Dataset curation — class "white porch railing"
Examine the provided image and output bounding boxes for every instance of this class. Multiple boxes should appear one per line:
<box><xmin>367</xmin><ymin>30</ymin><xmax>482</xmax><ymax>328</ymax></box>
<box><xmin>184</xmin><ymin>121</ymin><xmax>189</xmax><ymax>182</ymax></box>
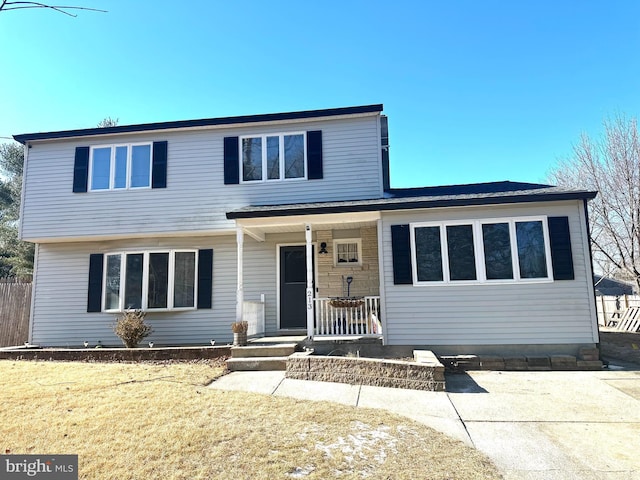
<box><xmin>313</xmin><ymin>296</ymin><xmax>381</xmax><ymax>336</ymax></box>
<box><xmin>244</xmin><ymin>299</ymin><xmax>265</xmax><ymax>337</ymax></box>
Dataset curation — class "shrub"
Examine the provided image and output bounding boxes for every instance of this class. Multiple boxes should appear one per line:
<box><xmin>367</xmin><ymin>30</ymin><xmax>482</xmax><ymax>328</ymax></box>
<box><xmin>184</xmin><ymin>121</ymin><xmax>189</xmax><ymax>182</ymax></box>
<box><xmin>231</xmin><ymin>321</ymin><xmax>248</xmax><ymax>334</ymax></box>
<box><xmin>113</xmin><ymin>310</ymin><xmax>153</xmax><ymax>348</ymax></box>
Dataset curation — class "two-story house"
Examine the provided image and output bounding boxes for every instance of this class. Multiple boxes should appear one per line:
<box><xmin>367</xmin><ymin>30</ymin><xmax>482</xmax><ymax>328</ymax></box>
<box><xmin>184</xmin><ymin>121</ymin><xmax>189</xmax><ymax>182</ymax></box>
<box><xmin>14</xmin><ymin>104</ymin><xmax>599</xmax><ymax>356</ymax></box>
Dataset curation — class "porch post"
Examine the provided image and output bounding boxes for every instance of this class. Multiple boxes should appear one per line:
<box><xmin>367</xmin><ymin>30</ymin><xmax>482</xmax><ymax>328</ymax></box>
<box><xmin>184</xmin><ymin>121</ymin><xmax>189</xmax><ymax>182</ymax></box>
<box><xmin>305</xmin><ymin>224</ymin><xmax>314</xmax><ymax>338</ymax></box>
<box><xmin>236</xmin><ymin>227</ymin><xmax>244</xmax><ymax>324</ymax></box>
<box><xmin>377</xmin><ymin>217</ymin><xmax>387</xmax><ymax>345</ymax></box>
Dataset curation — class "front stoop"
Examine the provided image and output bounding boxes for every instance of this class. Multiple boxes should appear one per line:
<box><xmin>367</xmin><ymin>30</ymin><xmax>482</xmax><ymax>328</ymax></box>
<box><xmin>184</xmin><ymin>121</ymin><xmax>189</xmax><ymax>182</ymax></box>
<box><xmin>226</xmin><ymin>343</ymin><xmax>299</xmax><ymax>371</ymax></box>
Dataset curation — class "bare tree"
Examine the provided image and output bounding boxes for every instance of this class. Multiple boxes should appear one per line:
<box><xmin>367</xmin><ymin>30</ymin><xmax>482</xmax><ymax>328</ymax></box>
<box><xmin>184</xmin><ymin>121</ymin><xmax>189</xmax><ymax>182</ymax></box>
<box><xmin>97</xmin><ymin>116</ymin><xmax>119</xmax><ymax>128</ymax></box>
<box><xmin>548</xmin><ymin>115</ymin><xmax>640</xmax><ymax>290</ymax></box>
<box><xmin>0</xmin><ymin>1</ymin><xmax>105</xmax><ymax>16</ymax></box>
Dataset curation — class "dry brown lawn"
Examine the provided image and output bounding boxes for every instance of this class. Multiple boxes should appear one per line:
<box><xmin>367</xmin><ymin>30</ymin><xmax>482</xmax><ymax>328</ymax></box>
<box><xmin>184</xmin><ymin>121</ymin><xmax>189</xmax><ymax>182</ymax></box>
<box><xmin>0</xmin><ymin>360</ymin><xmax>501</xmax><ymax>479</ymax></box>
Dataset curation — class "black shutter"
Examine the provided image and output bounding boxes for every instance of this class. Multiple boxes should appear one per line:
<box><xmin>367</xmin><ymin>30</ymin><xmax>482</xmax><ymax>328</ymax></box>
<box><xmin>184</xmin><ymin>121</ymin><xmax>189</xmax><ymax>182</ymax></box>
<box><xmin>73</xmin><ymin>146</ymin><xmax>90</xmax><ymax>193</ymax></box>
<box><xmin>87</xmin><ymin>253</ymin><xmax>104</xmax><ymax>312</ymax></box>
<box><xmin>197</xmin><ymin>249</ymin><xmax>213</xmax><ymax>309</ymax></box>
<box><xmin>391</xmin><ymin>224</ymin><xmax>413</xmax><ymax>285</ymax></box>
<box><xmin>307</xmin><ymin>130</ymin><xmax>323</xmax><ymax>180</ymax></box>
<box><xmin>224</xmin><ymin>137</ymin><xmax>240</xmax><ymax>185</ymax></box>
<box><xmin>548</xmin><ymin>216</ymin><xmax>574</xmax><ymax>280</ymax></box>
<box><xmin>152</xmin><ymin>141</ymin><xmax>168</xmax><ymax>188</ymax></box>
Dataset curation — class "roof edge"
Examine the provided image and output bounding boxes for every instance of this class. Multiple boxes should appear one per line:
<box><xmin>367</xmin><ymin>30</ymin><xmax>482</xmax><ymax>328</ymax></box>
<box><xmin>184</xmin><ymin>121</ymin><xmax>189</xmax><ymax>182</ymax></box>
<box><xmin>226</xmin><ymin>190</ymin><xmax>598</xmax><ymax>219</ymax></box>
<box><xmin>13</xmin><ymin>104</ymin><xmax>384</xmax><ymax>144</ymax></box>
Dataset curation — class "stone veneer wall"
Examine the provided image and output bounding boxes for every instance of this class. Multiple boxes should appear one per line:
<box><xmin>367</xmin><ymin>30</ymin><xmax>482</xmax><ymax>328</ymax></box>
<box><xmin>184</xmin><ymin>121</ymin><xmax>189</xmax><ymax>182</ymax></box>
<box><xmin>287</xmin><ymin>352</ymin><xmax>446</xmax><ymax>391</ymax></box>
<box><xmin>0</xmin><ymin>346</ymin><xmax>230</xmax><ymax>361</ymax></box>
<box><xmin>315</xmin><ymin>227</ymin><xmax>380</xmax><ymax>298</ymax></box>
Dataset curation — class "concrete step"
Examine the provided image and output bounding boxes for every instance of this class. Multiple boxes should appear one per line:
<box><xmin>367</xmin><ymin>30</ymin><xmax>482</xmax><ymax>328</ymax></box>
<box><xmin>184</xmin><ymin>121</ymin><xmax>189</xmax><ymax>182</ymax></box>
<box><xmin>226</xmin><ymin>356</ymin><xmax>289</xmax><ymax>371</ymax></box>
<box><xmin>231</xmin><ymin>343</ymin><xmax>297</xmax><ymax>358</ymax></box>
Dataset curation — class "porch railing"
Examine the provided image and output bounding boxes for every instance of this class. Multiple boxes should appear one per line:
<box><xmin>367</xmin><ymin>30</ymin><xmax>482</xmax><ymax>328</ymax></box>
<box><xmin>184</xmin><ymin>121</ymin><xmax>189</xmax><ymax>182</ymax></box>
<box><xmin>244</xmin><ymin>299</ymin><xmax>265</xmax><ymax>337</ymax></box>
<box><xmin>313</xmin><ymin>296</ymin><xmax>381</xmax><ymax>336</ymax></box>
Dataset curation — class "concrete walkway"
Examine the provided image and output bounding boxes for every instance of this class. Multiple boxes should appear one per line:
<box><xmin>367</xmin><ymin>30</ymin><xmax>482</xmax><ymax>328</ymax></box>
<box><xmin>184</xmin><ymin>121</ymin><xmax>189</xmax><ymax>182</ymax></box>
<box><xmin>210</xmin><ymin>364</ymin><xmax>640</xmax><ymax>480</ymax></box>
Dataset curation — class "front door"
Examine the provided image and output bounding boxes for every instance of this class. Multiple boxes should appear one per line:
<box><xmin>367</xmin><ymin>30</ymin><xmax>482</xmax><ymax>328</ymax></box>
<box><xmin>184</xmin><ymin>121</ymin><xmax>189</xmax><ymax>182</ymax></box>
<box><xmin>280</xmin><ymin>245</ymin><xmax>314</xmax><ymax>329</ymax></box>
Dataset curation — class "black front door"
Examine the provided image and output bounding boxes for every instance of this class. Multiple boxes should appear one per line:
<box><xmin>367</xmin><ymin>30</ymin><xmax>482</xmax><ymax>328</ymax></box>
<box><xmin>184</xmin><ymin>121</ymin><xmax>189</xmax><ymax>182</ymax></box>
<box><xmin>280</xmin><ymin>245</ymin><xmax>313</xmax><ymax>329</ymax></box>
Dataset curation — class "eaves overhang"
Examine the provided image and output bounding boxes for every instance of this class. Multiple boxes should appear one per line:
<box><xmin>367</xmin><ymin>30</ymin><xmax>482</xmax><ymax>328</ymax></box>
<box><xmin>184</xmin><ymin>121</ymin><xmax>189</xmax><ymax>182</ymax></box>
<box><xmin>13</xmin><ymin>104</ymin><xmax>384</xmax><ymax>144</ymax></box>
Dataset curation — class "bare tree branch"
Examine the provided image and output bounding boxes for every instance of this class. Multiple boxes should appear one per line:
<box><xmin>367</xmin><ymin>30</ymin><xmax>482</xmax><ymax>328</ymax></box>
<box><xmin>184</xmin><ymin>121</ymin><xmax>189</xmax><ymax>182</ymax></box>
<box><xmin>549</xmin><ymin>114</ymin><xmax>640</xmax><ymax>291</ymax></box>
<box><xmin>0</xmin><ymin>1</ymin><xmax>106</xmax><ymax>16</ymax></box>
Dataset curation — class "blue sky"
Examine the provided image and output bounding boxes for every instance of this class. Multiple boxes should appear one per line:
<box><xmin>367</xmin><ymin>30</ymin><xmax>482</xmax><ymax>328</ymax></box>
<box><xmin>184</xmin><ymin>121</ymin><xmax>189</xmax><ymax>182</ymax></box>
<box><xmin>1</xmin><ymin>0</ymin><xmax>638</xmax><ymax>188</ymax></box>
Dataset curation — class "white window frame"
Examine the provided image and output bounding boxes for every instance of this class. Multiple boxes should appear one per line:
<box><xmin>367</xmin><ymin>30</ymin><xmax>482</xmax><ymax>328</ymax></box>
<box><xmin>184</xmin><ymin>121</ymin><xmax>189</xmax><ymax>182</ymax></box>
<box><xmin>239</xmin><ymin>132</ymin><xmax>307</xmax><ymax>183</ymax></box>
<box><xmin>102</xmin><ymin>249</ymin><xmax>198</xmax><ymax>312</ymax></box>
<box><xmin>410</xmin><ymin>216</ymin><xmax>553</xmax><ymax>286</ymax></box>
<box><xmin>333</xmin><ymin>238</ymin><xmax>362</xmax><ymax>267</ymax></box>
<box><xmin>89</xmin><ymin>142</ymin><xmax>153</xmax><ymax>191</ymax></box>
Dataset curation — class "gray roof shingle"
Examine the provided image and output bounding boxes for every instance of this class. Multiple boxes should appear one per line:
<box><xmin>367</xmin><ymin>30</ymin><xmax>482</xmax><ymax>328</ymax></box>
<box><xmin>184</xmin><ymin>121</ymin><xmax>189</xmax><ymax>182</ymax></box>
<box><xmin>226</xmin><ymin>181</ymin><xmax>597</xmax><ymax>219</ymax></box>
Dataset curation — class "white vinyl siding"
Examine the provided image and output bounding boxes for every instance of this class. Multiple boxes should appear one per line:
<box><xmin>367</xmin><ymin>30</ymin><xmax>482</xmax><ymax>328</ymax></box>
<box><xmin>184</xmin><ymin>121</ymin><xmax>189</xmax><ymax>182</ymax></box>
<box><xmin>21</xmin><ymin>116</ymin><xmax>382</xmax><ymax>242</ymax></box>
<box><xmin>381</xmin><ymin>201</ymin><xmax>599</xmax><ymax>346</ymax></box>
<box><xmin>29</xmin><ymin>232</ymin><xmax>301</xmax><ymax>346</ymax></box>
<box><xmin>31</xmin><ymin>236</ymin><xmax>235</xmax><ymax>346</ymax></box>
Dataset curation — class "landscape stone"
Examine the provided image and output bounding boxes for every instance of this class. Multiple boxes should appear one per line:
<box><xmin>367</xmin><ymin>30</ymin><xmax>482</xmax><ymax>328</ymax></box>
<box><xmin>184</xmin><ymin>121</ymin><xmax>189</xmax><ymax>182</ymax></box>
<box><xmin>503</xmin><ymin>357</ymin><xmax>528</xmax><ymax>370</ymax></box>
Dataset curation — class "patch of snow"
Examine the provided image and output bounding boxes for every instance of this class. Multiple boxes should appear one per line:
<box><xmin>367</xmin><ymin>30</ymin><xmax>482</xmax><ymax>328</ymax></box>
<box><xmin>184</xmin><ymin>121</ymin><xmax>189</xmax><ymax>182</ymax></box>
<box><xmin>314</xmin><ymin>421</ymin><xmax>400</xmax><ymax>477</ymax></box>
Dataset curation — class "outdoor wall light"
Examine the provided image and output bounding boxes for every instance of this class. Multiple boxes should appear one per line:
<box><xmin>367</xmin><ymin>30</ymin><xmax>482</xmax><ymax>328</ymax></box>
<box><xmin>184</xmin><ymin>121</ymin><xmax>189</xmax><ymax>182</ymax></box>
<box><xmin>83</xmin><ymin>341</ymin><xmax>89</xmax><ymax>348</ymax></box>
<box><xmin>319</xmin><ymin>242</ymin><xmax>328</xmax><ymax>255</ymax></box>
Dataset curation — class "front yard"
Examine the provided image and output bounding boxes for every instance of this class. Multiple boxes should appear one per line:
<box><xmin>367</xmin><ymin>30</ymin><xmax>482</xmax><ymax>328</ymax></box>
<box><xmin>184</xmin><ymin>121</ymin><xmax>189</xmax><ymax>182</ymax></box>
<box><xmin>0</xmin><ymin>360</ymin><xmax>500</xmax><ymax>479</ymax></box>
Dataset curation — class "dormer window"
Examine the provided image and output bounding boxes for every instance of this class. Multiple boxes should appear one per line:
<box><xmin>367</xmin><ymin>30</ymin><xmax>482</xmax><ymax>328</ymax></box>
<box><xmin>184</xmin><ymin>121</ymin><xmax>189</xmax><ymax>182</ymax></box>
<box><xmin>240</xmin><ymin>132</ymin><xmax>306</xmax><ymax>182</ymax></box>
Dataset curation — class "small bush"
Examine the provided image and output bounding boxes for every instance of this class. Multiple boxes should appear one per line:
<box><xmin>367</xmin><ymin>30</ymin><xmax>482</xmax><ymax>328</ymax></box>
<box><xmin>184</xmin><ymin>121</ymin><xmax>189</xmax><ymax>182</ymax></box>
<box><xmin>231</xmin><ymin>321</ymin><xmax>248</xmax><ymax>334</ymax></box>
<box><xmin>113</xmin><ymin>310</ymin><xmax>153</xmax><ymax>348</ymax></box>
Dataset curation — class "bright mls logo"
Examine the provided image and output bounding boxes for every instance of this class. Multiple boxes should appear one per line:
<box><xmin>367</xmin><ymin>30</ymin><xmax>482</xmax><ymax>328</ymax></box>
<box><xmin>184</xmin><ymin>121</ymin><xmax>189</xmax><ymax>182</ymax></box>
<box><xmin>0</xmin><ymin>455</ymin><xmax>77</xmax><ymax>479</ymax></box>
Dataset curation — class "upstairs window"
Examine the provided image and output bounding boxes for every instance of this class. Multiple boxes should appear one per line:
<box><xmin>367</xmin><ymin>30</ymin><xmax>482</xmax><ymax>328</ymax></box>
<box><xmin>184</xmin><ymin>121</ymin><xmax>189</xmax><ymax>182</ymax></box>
<box><xmin>90</xmin><ymin>143</ymin><xmax>152</xmax><ymax>190</ymax></box>
<box><xmin>104</xmin><ymin>250</ymin><xmax>197</xmax><ymax>312</ymax></box>
<box><xmin>240</xmin><ymin>133</ymin><xmax>306</xmax><ymax>182</ymax></box>
<box><xmin>411</xmin><ymin>217</ymin><xmax>552</xmax><ymax>284</ymax></box>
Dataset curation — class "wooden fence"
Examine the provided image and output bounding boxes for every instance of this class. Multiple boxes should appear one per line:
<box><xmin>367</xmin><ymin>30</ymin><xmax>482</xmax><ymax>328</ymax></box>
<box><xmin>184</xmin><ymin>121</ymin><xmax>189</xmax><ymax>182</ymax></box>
<box><xmin>596</xmin><ymin>294</ymin><xmax>640</xmax><ymax>327</ymax></box>
<box><xmin>0</xmin><ymin>281</ymin><xmax>32</xmax><ymax>347</ymax></box>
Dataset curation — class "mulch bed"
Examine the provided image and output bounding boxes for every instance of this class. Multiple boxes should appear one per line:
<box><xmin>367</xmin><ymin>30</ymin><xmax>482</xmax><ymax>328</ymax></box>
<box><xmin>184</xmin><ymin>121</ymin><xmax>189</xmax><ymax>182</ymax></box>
<box><xmin>600</xmin><ymin>330</ymin><xmax>640</xmax><ymax>365</ymax></box>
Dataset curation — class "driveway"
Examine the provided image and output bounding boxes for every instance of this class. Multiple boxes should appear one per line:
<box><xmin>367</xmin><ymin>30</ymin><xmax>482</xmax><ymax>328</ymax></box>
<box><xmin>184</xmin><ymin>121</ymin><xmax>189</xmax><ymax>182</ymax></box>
<box><xmin>211</xmin><ymin>364</ymin><xmax>640</xmax><ymax>479</ymax></box>
<box><xmin>447</xmin><ymin>367</ymin><xmax>640</xmax><ymax>479</ymax></box>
